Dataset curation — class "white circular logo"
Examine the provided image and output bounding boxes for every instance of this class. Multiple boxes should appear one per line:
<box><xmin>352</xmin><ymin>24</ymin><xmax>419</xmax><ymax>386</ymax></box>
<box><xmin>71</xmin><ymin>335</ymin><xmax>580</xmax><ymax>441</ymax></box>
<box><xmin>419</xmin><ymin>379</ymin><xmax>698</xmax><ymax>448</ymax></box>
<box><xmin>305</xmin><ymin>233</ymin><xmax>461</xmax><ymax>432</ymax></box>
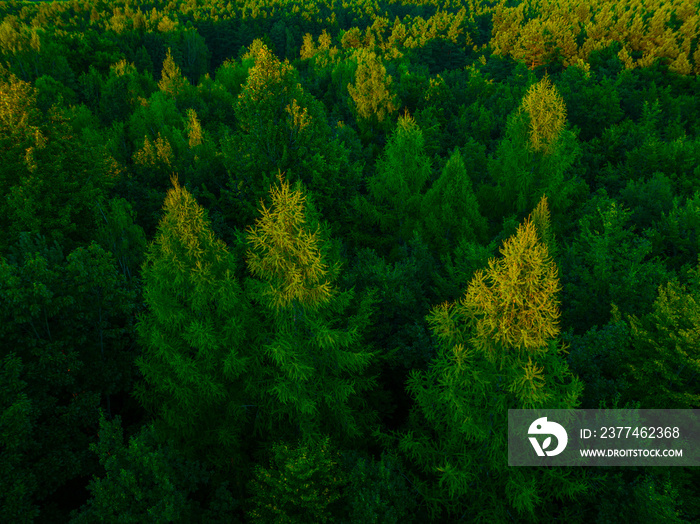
<box><xmin>528</xmin><ymin>417</ymin><xmax>568</xmax><ymax>457</ymax></box>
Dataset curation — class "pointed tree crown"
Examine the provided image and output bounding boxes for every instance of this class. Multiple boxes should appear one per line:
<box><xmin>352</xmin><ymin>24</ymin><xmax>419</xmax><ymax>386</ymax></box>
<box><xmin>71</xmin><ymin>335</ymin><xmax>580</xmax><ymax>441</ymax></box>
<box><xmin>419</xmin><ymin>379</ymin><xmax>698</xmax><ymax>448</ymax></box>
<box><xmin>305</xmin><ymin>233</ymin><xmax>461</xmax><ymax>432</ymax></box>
<box><xmin>158</xmin><ymin>48</ymin><xmax>188</xmax><ymax>98</ymax></box>
<box><xmin>461</xmin><ymin>199</ymin><xmax>562</xmax><ymax>364</ymax></box>
<box><xmin>245</xmin><ymin>172</ymin><xmax>334</xmax><ymax>311</ymax></box>
<box><xmin>520</xmin><ymin>73</ymin><xmax>567</xmax><ymax>155</ymax></box>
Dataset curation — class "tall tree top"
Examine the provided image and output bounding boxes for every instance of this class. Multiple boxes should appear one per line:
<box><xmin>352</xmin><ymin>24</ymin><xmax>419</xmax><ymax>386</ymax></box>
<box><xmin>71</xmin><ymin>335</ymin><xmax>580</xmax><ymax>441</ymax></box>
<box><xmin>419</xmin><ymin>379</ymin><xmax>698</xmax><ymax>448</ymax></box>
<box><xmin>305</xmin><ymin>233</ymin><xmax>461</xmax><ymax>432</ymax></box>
<box><xmin>461</xmin><ymin>201</ymin><xmax>561</xmax><ymax>364</ymax></box>
<box><xmin>245</xmin><ymin>172</ymin><xmax>334</xmax><ymax>312</ymax></box>
<box><xmin>520</xmin><ymin>72</ymin><xmax>567</xmax><ymax>155</ymax></box>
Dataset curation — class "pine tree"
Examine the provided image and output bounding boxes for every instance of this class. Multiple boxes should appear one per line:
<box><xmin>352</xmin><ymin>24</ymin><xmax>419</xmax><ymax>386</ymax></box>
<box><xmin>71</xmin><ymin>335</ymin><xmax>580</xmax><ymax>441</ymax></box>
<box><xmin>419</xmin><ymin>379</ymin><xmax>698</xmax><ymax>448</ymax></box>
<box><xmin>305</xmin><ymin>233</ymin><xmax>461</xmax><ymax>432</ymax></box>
<box><xmin>134</xmin><ymin>176</ymin><xmax>255</xmax><ymax>470</ymax></box>
<box><xmin>391</xmin><ymin>196</ymin><xmax>600</xmax><ymax>521</ymax></box>
<box><xmin>245</xmin><ymin>173</ymin><xmax>378</xmax><ymax>444</ymax></box>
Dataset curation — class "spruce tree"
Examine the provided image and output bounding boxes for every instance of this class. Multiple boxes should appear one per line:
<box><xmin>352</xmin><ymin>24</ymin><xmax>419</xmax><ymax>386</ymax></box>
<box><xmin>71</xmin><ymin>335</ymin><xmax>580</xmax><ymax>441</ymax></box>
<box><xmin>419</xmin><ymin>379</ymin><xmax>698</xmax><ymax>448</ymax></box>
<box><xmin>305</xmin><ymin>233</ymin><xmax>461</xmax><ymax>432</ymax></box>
<box><xmin>420</xmin><ymin>147</ymin><xmax>488</xmax><ymax>257</ymax></box>
<box><xmin>354</xmin><ymin>112</ymin><xmax>431</xmax><ymax>259</ymax></box>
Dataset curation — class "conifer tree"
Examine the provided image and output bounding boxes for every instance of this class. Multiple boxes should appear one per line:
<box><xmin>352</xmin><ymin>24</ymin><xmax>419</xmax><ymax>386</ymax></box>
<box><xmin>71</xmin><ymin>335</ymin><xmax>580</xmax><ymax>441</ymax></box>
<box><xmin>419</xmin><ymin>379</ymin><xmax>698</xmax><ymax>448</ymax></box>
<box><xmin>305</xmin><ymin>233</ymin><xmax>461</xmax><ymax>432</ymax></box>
<box><xmin>488</xmin><ymin>73</ymin><xmax>580</xmax><ymax>217</ymax></box>
<box><xmin>158</xmin><ymin>47</ymin><xmax>188</xmax><ymax>97</ymax></box>
<box><xmin>245</xmin><ymin>173</ymin><xmax>378</xmax><ymax>444</ymax></box>
<box><xmin>347</xmin><ymin>48</ymin><xmax>398</xmax><ymax>135</ymax></box>
<box><xmin>420</xmin><ymin>147</ymin><xmax>488</xmax><ymax>257</ymax></box>
<box><xmin>619</xmin><ymin>266</ymin><xmax>700</xmax><ymax>410</ymax></box>
<box><xmin>246</xmin><ymin>436</ymin><xmax>348</xmax><ymax>524</ymax></box>
<box><xmin>222</xmin><ymin>40</ymin><xmax>358</xmax><ymax>232</ymax></box>
<box><xmin>392</xmin><ymin>196</ymin><xmax>600</xmax><ymax>521</ymax></box>
<box><xmin>134</xmin><ymin>176</ymin><xmax>256</xmax><ymax>471</ymax></box>
<box><xmin>355</xmin><ymin>112</ymin><xmax>431</xmax><ymax>258</ymax></box>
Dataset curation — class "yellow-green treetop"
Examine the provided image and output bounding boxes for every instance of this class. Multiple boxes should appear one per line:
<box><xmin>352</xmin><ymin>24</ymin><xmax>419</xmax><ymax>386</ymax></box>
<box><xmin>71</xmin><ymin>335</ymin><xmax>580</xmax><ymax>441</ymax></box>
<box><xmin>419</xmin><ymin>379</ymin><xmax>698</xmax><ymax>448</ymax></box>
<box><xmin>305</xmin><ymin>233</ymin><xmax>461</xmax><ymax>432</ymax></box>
<box><xmin>461</xmin><ymin>196</ymin><xmax>562</xmax><ymax>364</ymax></box>
<box><xmin>520</xmin><ymin>72</ymin><xmax>567</xmax><ymax>155</ymax></box>
<box><xmin>245</xmin><ymin>172</ymin><xmax>334</xmax><ymax>312</ymax></box>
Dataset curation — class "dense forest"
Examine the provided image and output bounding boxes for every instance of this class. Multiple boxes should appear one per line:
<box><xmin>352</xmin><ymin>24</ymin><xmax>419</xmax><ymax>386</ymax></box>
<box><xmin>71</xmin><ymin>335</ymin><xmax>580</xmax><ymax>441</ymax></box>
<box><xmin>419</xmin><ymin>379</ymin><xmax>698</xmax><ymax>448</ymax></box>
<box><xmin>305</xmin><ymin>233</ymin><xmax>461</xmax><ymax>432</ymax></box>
<box><xmin>1</xmin><ymin>0</ymin><xmax>699</xmax><ymax>521</ymax></box>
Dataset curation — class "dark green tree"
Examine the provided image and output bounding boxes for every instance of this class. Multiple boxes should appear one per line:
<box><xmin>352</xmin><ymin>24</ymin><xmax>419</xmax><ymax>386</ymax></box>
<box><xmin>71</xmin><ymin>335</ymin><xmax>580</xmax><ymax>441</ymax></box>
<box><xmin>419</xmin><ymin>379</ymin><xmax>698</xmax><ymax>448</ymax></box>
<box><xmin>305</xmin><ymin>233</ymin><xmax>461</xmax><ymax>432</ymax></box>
<box><xmin>618</xmin><ymin>268</ymin><xmax>700</xmax><ymax>409</ymax></box>
<box><xmin>0</xmin><ymin>235</ymin><xmax>137</xmax><ymax>520</ymax></box>
<box><xmin>133</xmin><ymin>176</ymin><xmax>257</xmax><ymax>475</ymax></box>
<box><xmin>0</xmin><ymin>353</ymin><xmax>39</xmax><ymax>523</ymax></box>
<box><xmin>246</xmin><ymin>436</ymin><xmax>347</xmax><ymax>524</ymax></box>
<box><xmin>71</xmin><ymin>412</ymin><xmax>240</xmax><ymax>524</ymax></box>
<box><xmin>354</xmin><ymin>112</ymin><xmax>431</xmax><ymax>260</ymax></box>
<box><xmin>420</xmin><ymin>146</ymin><xmax>488</xmax><ymax>257</ymax></box>
<box><xmin>560</xmin><ymin>192</ymin><xmax>672</xmax><ymax>335</ymax></box>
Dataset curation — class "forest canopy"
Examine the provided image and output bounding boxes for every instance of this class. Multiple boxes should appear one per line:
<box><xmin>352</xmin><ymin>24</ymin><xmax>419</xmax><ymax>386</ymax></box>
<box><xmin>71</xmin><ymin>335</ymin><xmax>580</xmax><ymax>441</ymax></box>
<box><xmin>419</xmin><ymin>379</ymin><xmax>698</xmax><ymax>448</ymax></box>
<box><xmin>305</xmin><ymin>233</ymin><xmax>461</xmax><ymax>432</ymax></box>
<box><xmin>1</xmin><ymin>0</ymin><xmax>699</xmax><ymax>521</ymax></box>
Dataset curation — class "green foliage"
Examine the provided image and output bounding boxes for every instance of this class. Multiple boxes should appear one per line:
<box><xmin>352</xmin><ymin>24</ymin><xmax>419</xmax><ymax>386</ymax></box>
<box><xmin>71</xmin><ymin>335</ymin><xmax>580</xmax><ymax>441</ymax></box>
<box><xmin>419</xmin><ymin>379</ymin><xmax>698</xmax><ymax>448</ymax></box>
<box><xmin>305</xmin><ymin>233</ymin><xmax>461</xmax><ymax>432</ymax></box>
<box><xmin>556</xmin><ymin>65</ymin><xmax>624</xmax><ymax>142</ymax></box>
<box><xmin>593</xmin><ymin>472</ymin><xmax>684</xmax><ymax>524</ymax></box>
<box><xmin>174</xmin><ymin>27</ymin><xmax>211</xmax><ymax>83</ymax></box>
<box><xmin>341</xmin><ymin>237</ymin><xmax>436</xmax><ymax>371</ymax></box>
<box><xmin>94</xmin><ymin>196</ymin><xmax>147</xmax><ymax>283</ymax></box>
<box><xmin>72</xmin><ymin>412</ymin><xmax>237</xmax><ymax>523</ymax></box>
<box><xmin>356</xmin><ymin>112</ymin><xmax>431</xmax><ymax>259</ymax></box>
<box><xmin>562</xmin><ymin>320</ymin><xmax>632</xmax><ymax>410</ymax></box>
<box><xmin>340</xmin><ymin>450</ymin><xmax>419</xmax><ymax>524</ymax></box>
<box><xmin>0</xmin><ymin>69</ymin><xmax>106</xmax><ymax>253</ymax></box>
<box><xmin>34</xmin><ymin>74</ymin><xmax>76</xmax><ymax>114</ymax></box>
<box><xmin>246</xmin><ymin>436</ymin><xmax>347</xmax><ymax>524</ymax></box>
<box><xmin>560</xmin><ymin>191</ymin><xmax>672</xmax><ymax>335</ymax></box>
<box><xmin>127</xmin><ymin>90</ymin><xmax>183</xmax><ymax>148</ymax></box>
<box><xmin>623</xmin><ymin>100</ymin><xmax>700</xmax><ymax>198</ymax></box>
<box><xmin>618</xmin><ymin>171</ymin><xmax>675</xmax><ymax>232</ymax></box>
<box><xmin>0</xmin><ymin>353</ymin><xmax>39</xmax><ymax>524</ymax></box>
<box><xmin>420</xmin><ymin>146</ymin><xmax>488</xmax><ymax>256</ymax></box>
<box><xmin>618</xmin><ymin>269</ymin><xmax>700</xmax><ymax>409</ymax></box>
<box><xmin>0</xmin><ymin>0</ymin><xmax>699</xmax><ymax>520</ymax></box>
<box><xmin>432</xmin><ymin>236</ymin><xmax>498</xmax><ymax>305</ymax></box>
<box><xmin>245</xmin><ymin>175</ymin><xmax>378</xmax><ymax>443</ymax></box>
<box><xmin>221</xmin><ymin>40</ymin><xmax>358</xmax><ymax>231</ymax></box>
<box><xmin>0</xmin><ymin>233</ymin><xmax>137</xmax><ymax>516</ymax></box>
<box><xmin>134</xmin><ymin>177</ymin><xmax>255</xmax><ymax>470</ymax></box>
<box><xmin>646</xmin><ymin>190</ymin><xmax>700</xmax><ymax>274</ymax></box>
<box><xmin>488</xmin><ymin>81</ymin><xmax>582</xmax><ymax>217</ymax></box>
<box><xmin>99</xmin><ymin>59</ymin><xmax>156</xmax><ymax>125</ymax></box>
<box><xmin>215</xmin><ymin>56</ymin><xmax>255</xmax><ymax>99</ymax></box>
<box><xmin>393</xmin><ymin>199</ymin><xmax>599</xmax><ymax>521</ymax></box>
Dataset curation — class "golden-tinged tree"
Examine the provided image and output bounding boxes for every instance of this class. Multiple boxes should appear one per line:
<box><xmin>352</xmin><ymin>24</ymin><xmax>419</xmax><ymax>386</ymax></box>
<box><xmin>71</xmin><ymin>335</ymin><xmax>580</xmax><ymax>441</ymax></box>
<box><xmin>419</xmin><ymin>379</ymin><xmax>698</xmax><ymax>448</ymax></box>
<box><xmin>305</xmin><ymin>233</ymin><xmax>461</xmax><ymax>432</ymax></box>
<box><xmin>521</xmin><ymin>72</ymin><xmax>567</xmax><ymax>155</ymax></box>
<box><xmin>245</xmin><ymin>172</ymin><xmax>334</xmax><ymax>312</ymax></box>
<box><xmin>245</xmin><ymin>173</ymin><xmax>378</xmax><ymax>443</ymax></box>
<box><xmin>390</xmin><ymin>196</ymin><xmax>594</xmax><ymax>521</ymax></box>
<box><xmin>461</xmin><ymin>203</ymin><xmax>562</xmax><ymax>372</ymax></box>
<box><xmin>347</xmin><ymin>49</ymin><xmax>398</xmax><ymax>131</ymax></box>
